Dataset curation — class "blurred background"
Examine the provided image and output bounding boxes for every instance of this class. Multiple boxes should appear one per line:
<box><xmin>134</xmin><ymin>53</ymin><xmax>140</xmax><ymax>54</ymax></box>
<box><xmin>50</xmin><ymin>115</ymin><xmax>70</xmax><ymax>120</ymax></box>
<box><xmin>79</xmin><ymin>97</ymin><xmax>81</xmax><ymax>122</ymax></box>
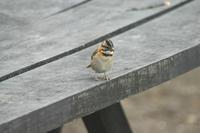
<box><xmin>61</xmin><ymin>67</ymin><xmax>200</xmax><ymax>133</ymax></box>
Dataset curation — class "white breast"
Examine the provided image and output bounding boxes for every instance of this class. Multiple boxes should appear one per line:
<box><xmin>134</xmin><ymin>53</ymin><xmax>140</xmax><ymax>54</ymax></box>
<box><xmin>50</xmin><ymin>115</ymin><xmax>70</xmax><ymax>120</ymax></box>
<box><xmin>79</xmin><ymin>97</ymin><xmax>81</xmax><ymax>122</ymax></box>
<box><xmin>91</xmin><ymin>53</ymin><xmax>113</xmax><ymax>73</ymax></box>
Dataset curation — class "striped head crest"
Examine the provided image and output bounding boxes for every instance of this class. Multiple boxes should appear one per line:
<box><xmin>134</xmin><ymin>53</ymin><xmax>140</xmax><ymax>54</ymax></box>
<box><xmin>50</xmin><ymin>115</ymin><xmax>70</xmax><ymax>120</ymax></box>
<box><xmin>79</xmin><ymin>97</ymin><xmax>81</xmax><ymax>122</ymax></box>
<box><xmin>99</xmin><ymin>39</ymin><xmax>114</xmax><ymax>57</ymax></box>
<box><xmin>101</xmin><ymin>39</ymin><xmax>114</xmax><ymax>51</ymax></box>
<box><xmin>105</xmin><ymin>39</ymin><xmax>114</xmax><ymax>49</ymax></box>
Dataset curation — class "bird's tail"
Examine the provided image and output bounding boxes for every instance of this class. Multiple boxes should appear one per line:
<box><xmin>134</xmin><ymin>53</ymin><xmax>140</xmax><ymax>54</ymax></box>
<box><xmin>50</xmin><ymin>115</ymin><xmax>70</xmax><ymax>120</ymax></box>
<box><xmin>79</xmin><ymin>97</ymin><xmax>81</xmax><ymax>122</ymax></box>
<box><xmin>86</xmin><ymin>64</ymin><xmax>91</xmax><ymax>68</ymax></box>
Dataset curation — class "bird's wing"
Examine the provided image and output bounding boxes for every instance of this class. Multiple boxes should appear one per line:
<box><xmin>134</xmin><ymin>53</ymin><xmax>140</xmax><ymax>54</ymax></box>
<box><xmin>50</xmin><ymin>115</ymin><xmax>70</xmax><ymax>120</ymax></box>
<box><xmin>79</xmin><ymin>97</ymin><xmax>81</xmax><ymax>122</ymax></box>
<box><xmin>86</xmin><ymin>49</ymin><xmax>98</xmax><ymax>68</ymax></box>
<box><xmin>91</xmin><ymin>49</ymin><xmax>98</xmax><ymax>59</ymax></box>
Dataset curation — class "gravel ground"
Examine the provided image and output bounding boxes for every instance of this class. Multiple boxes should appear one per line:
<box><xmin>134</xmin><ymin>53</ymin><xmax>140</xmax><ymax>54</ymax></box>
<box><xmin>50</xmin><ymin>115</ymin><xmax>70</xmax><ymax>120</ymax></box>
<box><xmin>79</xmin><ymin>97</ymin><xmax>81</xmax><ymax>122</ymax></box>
<box><xmin>62</xmin><ymin>67</ymin><xmax>200</xmax><ymax>133</ymax></box>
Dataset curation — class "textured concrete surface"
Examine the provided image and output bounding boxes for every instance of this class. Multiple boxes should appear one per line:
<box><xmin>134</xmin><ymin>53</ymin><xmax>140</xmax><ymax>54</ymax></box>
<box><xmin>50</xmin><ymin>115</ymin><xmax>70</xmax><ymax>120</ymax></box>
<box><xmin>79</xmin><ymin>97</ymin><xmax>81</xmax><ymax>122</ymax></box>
<box><xmin>0</xmin><ymin>0</ymin><xmax>184</xmax><ymax>78</ymax></box>
<box><xmin>0</xmin><ymin>0</ymin><xmax>199</xmax><ymax>132</ymax></box>
<box><xmin>62</xmin><ymin>67</ymin><xmax>200</xmax><ymax>133</ymax></box>
<box><xmin>0</xmin><ymin>0</ymin><xmax>199</xmax><ymax>133</ymax></box>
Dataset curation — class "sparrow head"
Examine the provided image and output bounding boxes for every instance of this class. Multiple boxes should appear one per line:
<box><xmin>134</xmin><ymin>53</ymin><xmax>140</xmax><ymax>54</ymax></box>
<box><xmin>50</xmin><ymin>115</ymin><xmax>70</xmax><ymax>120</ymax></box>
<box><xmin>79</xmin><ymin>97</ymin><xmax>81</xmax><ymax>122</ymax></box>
<box><xmin>102</xmin><ymin>39</ymin><xmax>114</xmax><ymax>52</ymax></box>
<box><xmin>98</xmin><ymin>39</ymin><xmax>114</xmax><ymax>57</ymax></box>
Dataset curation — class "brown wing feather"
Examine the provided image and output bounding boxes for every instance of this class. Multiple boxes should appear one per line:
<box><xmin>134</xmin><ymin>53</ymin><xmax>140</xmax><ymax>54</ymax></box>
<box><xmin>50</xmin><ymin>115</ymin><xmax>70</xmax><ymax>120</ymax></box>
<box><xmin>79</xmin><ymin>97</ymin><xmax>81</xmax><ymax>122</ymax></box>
<box><xmin>86</xmin><ymin>49</ymin><xmax>98</xmax><ymax>68</ymax></box>
<box><xmin>91</xmin><ymin>49</ymin><xmax>98</xmax><ymax>59</ymax></box>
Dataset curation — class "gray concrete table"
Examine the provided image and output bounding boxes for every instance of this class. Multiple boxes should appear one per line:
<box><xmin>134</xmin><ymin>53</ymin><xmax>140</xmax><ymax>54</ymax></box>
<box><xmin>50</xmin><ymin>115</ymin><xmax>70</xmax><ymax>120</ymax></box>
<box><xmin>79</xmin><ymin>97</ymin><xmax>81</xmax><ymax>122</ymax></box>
<box><xmin>0</xmin><ymin>0</ymin><xmax>199</xmax><ymax>133</ymax></box>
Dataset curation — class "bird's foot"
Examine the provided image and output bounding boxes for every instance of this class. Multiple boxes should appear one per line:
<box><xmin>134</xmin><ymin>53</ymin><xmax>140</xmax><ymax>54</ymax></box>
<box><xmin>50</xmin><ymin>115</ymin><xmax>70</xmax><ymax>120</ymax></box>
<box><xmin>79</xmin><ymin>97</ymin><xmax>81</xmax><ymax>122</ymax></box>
<box><xmin>104</xmin><ymin>76</ymin><xmax>110</xmax><ymax>81</ymax></box>
<box><xmin>94</xmin><ymin>76</ymin><xmax>101</xmax><ymax>81</ymax></box>
<box><xmin>94</xmin><ymin>75</ymin><xmax>110</xmax><ymax>81</ymax></box>
<box><xmin>104</xmin><ymin>73</ymin><xmax>110</xmax><ymax>81</ymax></box>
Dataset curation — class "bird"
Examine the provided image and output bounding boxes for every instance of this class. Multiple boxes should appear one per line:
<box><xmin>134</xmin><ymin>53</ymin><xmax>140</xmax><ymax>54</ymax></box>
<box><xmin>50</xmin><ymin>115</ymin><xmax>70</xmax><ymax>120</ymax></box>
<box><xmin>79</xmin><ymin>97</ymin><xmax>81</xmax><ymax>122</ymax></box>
<box><xmin>87</xmin><ymin>39</ymin><xmax>114</xmax><ymax>80</ymax></box>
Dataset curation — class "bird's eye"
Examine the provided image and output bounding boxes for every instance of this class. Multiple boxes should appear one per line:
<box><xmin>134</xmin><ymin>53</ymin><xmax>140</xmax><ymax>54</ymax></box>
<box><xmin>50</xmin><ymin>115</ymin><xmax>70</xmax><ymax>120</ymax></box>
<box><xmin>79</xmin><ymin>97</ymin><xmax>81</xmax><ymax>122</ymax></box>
<box><xmin>105</xmin><ymin>47</ymin><xmax>110</xmax><ymax>51</ymax></box>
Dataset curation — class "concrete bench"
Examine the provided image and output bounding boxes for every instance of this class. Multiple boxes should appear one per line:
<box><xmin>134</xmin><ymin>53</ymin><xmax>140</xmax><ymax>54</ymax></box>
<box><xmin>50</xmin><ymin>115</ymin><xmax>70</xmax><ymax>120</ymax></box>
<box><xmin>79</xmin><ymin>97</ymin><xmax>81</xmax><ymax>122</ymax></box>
<box><xmin>0</xmin><ymin>0</ymin><xmax>199</xmax><ymax>132</ymax></box>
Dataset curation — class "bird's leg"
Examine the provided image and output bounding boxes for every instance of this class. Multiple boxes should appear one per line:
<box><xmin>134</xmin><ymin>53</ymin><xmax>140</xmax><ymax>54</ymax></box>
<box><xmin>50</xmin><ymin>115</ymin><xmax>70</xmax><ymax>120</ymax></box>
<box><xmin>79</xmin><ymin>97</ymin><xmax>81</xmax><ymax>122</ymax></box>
<box><xmin>104</xmin><ymin>73</ymin><xmax>110</xmax><ymax>80</ymax></box>
<box><xmin>94</xmin><ymin>73</ymin><xmax>110</xmax><ymax>81</ymax></box>
<box><xmin>94</xmin><ymin>72</ymin><xmax>100</xmax><ymax>81</ymax></box>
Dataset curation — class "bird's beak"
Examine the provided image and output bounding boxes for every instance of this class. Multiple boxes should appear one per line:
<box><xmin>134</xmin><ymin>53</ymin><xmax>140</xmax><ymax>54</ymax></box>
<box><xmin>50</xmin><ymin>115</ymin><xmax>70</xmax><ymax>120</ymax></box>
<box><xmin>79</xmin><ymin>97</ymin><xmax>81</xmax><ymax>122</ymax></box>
<box><xmin>111</xmin><ymin>48</ymin><xmax>114</xmax><ymax>52</ymax></box>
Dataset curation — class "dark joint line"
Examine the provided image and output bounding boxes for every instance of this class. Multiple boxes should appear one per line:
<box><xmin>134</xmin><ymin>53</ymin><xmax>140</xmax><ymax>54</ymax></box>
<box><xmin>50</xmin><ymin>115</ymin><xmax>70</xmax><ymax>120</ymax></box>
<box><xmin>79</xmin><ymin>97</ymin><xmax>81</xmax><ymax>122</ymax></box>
<box><xmin>45</xmin><ymin>0</ymin><xmax>92</xmax><ymax>18</ymax></box>
<box><xmin>128</xmin><ymin>3</ymin><xmax>165</xmax><ymax>11</ymax></box>
<box><xmin>0</xmin><ymin>0</ymin><xmax>194</xmax><ymax>82</ymax></box>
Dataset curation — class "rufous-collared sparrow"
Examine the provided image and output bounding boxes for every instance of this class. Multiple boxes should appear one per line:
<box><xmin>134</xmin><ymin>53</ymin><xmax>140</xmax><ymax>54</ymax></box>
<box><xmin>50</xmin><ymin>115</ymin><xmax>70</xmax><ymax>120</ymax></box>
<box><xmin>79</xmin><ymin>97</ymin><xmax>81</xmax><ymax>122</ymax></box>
<box><xmin>87</xmin><ymin>39</ymin><xmax>114</xmax><ymax>80</ymax></box>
